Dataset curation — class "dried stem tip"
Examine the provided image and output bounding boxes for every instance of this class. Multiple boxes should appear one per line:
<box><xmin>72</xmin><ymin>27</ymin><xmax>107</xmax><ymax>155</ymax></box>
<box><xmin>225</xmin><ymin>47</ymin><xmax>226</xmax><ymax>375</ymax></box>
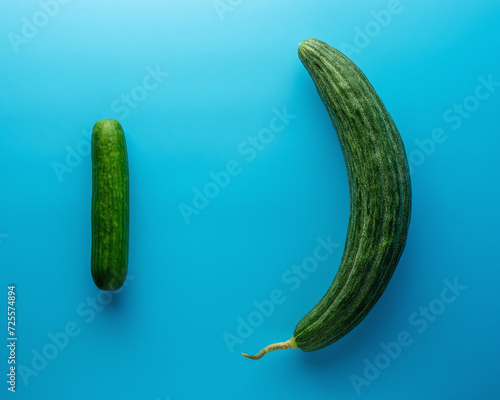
<box><xmin>242</xmin><ymin>339</ymin><xmax>296</xmax><ymax>360</ymax></box>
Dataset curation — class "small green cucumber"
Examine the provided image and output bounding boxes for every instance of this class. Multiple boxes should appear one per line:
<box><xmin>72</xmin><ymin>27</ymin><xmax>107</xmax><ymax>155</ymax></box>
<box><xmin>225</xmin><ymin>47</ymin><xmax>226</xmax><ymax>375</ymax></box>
<box><xmin>91</xmin><ymin>119</ymin><xmax>129</xmax><ymax>291</ymax></box>
<box><xmin>243</xmin><ymin>38</ymin><xmax>412</xmax><ymax>359</ymax></box>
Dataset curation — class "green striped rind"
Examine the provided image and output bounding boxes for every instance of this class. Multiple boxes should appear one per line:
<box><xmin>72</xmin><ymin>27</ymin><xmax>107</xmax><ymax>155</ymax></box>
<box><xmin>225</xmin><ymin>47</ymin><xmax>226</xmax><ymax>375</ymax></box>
<box><xmin>293</xmin><ymin>39</ymin><xmax>411</xmax><ymax>351</ymax></box>
<box><xmin>91</xmin><ymin>119</ymin><xmax>129</xmax><ymax>291</ymax></box>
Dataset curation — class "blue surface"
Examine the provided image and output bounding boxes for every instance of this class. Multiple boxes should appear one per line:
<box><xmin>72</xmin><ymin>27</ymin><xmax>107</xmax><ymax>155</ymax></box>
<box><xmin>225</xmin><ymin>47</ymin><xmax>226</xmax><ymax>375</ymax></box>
<box><xmin>1</xmin><ymin>1</ymin><xmax>500</xmax><ymax>399</ymax></box>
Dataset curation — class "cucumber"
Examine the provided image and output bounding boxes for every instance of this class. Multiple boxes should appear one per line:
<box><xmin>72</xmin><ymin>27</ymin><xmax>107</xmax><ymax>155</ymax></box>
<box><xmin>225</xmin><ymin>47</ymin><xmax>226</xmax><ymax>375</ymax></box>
<box><xmin>242</xmin><ymin>39</ymin><xmax>412</xmax><ymax>359</ymax></box>
<box><xmin>91</xmin><ymin>119</ymin><xmax>129</xmax><ymax>291</ymax></box>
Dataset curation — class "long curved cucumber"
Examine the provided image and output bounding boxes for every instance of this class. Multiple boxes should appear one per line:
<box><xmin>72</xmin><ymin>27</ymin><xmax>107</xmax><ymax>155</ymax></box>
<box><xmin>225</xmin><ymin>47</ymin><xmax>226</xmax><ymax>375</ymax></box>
<box><xmin>243</xmin><ymin>38</ymin><xmax>411</xmax><ymax>359</ymax></box>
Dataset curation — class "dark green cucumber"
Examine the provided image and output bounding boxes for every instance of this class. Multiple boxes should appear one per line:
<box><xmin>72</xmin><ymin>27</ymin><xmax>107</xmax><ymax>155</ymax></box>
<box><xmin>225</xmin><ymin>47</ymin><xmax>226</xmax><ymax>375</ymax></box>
<box><xmin>91</xmin><ymin>119</ymin><xmax>129</xmax><ymax>291</ymax></box>
<box><xmin>243</xmin><ymin>39</ymin><xmax>411</xmax><ymax>359</ymax></box>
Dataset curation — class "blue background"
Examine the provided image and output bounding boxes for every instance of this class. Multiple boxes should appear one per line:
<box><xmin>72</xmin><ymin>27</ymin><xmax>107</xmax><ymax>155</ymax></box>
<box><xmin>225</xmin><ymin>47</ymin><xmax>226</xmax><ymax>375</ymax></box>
<box><xmin>1</xmin><ymin>0</ymin><xmax>499</xmax><ymax>399</ymax></box>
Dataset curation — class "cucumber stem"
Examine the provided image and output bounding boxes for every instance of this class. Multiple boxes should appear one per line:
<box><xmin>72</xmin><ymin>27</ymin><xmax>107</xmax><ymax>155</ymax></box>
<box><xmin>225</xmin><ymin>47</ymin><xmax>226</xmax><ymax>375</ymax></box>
<box><xmin>242</xmin><ymin>338</ymin><xmax>297</xmax><ymax>360</ymax></box>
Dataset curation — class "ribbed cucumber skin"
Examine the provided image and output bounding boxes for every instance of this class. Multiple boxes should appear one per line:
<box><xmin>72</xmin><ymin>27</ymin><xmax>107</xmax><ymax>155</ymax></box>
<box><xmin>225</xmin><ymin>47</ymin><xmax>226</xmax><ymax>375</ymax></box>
<box><xmin>91</xmin><ymin>119</ymin><xmax>129</xmax><ymax>291</ymax></box>
<box><xmin>293</xmin><ymin>39</ymin><xmax>412</xmax><ymax>352</ymax></box>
